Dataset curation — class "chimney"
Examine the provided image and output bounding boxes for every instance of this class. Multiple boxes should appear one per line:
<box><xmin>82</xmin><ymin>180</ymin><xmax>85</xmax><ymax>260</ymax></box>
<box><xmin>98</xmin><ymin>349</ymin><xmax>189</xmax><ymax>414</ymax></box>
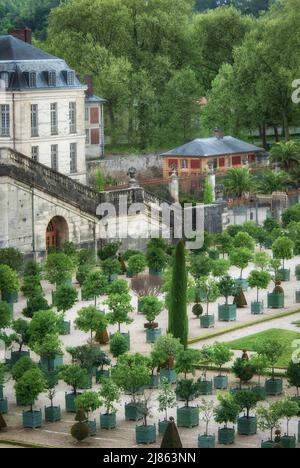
<box><xmin>10</xmin><ymin>28</ymin><xmax>32</xmax><ymax>44</ymax></box>
<box><xmin>85</xmin><ymin>75</ymin><xmax>94</xmax><ymax>98</ymax></box>
<box><xmin>214</xmin><ymin>128</ymin><xmax>224</xmax><ymax>139</ymax></box>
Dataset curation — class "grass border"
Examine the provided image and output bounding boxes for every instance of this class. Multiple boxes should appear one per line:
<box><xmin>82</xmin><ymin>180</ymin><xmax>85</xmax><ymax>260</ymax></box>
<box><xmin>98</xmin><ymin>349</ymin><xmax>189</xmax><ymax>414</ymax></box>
<box><xmin>188</xmin><ymin>307</ymin><xmax>300</xmax><ymax>344</ymax></box>
<box><xmin>0</xmin><ymin>439</ymin><xmax>57</xmax><ymax>448</ymax></box>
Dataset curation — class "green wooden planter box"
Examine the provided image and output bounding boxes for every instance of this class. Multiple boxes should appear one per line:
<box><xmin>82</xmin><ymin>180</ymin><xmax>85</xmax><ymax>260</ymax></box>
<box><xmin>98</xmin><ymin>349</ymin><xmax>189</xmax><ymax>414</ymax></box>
<box><xmin>251</xmin><ymin>385</ymin><xmax>266</xmax><ymax>401</ymax></box>
<box><xmin>267</xmin><ymin>293</ymin><xmax>284</xmax><ymax>309</ymax></box>
<box><xmin>22</xmin><ymin>410</ymin><xmax>42</xmax><ymax>429</ymax></box>
<box><xmin>218</xmin><ymin>304</ymin><xmax>236</xmax><ymax>322</ymax></box>
<box><xmin>177</xmin><ymin>406</ymin><xmax>199</xmax><ymax>428</ymax></box>
<box><xmin>65</xmin><ymin>392</ymin><xmax>81</xmax><ymax>413</ymax></box>
<box><xmin>251</xmin><ymin>301</ymin><xmax>264</xmax><ymax>315</ymax></box>
<box><xmin>146</xmin><ymin>328</ymin><xmax>161</xmax><ymax>343</ymax></box>
<box><xmin>125</xmin><ymin>403</ymin><xmax>143</xmax><ymax>421</ymax></box>
<box><xmin>235</xmin><ymin>278</ymin><xmax>248</xmax><ymax>292</ymax></box>
<box><xmin>296</xmin><ymin>291</ymin><xmax>300</xmax><ymax>303</ymax></box>
<box><xmin>238</xmin><ymin>416</ymin><xmax>257</xmax><ymax>436</ymax></box>
<box><xmin>261</xmin><ymin>440</ymin><xmax>275</xmax><ymax>448</ymax></box>
<box><xmin>218</xmin><ymin>427</ymin><xmax>235</xmax><ymax>445</ymax></box>
<box><xmin>278</xmin><ymin>268</ymin><xmax>290</xmax><ymax>282</ymax></box>
<box><xmin>214</xmin><ymin>375</ymin><xmax>228</xmax><ymax>390</ymax></box>
<box><xmin>146</xmin><ymin>375</ymin><xmax>159</xmax><ymax>389</ymax></box>
<box><xmin>136</xmin><ymin>424</ymin><xmax>156</xmax><ymax>444</ymax></box>
<box><xmin>96</xmin><ymin>369</ymin><xmax>110</xmax><ymax>383</ymax></box>
<box><xmin>198</xmin><ymin>380</ymin><xmax>213</xmax><ymax>395</ymax></box>
<box><xmin>45</xmin><ymin>405</ymin><xmax>61</xmax><ymax>422</ymax></box>
<box><xmin>149</xmin><ymin>269</ymin><xmax>163</xmax><ymax>278</ymax></box>
<box><xmin>200</xmin><ymin>315</ymin><xmax>215</xmax><ymax>329</ymax></box>
<box><xmin>160</xmin><ymin>368</ymin><xmax>177</xmax><ymax>384</ymax></box>
<box><xmin>88</xmin><ymin>419</ymin><xmax>97</xmax><ymax>436</ymax></box>
<box><xmin>11</xmin><ymin>350</ymin><xmax>30</xmax><ymax>365</ymax></box>
<box><xmin>2</xmin><ymin>290</ymin><xmax>18</xmax><ymax>303</ymax></box>
<box><xmin>198</xmin><ymin>434</ymin><xmax>216</xmax><ymax>448</ymax></box>
<box><xmin>208</xmin><ymin>250</ymin><xmax>219</xmax><ymax>260</ymax></box>
<box><xmin>158</xmin><ymin>419</ymin><xmax>169</xmax><ymax>435</ymax></box>
<box><xmin>291</xmin><ymin>396</ymin><xmax>300</xmax><ymax>416</ymax></box>
<box><xmin>281</xmin><ymin>435</ymin><xmax>296</xmax><ymax>448</ymax></box>
<box><xmin>265</xmin><ymin>378</ymin><xmax>283</xmax><ymax>396</ymax></box>
<box><xmin>58</xmin><ymin>321</ymin><xmax>71</xmax><ymax>336</ymax></box>
<box><xmin>100</xmin><ymin>413</ymin><xmax>117</xmax><ymax>430</ymax></box>
<box><xmin>0</xmin><ymin>398</ymin><xmax>8</xmax><ymax>414</ymax></box>
<box><xmin>40</xmin><ymin>355</ymin><xmax>63</xmax><ymax>372</ymax></box>
<box><xmin>0</xmin><ymin>385</ymin><xmax>3</xmax><ymax>400</ymax></box>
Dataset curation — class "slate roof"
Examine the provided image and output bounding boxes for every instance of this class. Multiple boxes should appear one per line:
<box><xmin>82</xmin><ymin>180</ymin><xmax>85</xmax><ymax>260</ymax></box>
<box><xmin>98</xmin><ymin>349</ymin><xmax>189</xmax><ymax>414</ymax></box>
<box><xmin>85</xmin><ymin>95</ymin><xmax>107</xmax><ymax>104</ymax></box>
<box><xmin>0</xmin><ymin>35</ymin><xmax>85</xmax><ymax>90</ymax></box>
<box><xmin>161</xmin><ymin>136</ymin><xmax>263</xmax><ymax>158</ymax></box>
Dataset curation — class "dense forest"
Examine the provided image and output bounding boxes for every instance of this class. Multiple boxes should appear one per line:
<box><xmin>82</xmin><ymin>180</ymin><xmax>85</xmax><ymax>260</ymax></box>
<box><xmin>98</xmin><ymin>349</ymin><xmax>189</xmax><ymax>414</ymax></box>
<box><xmin>0</xmin><ymin>0</ymin><xmax>299</xmax><ymax>152</ymax></box>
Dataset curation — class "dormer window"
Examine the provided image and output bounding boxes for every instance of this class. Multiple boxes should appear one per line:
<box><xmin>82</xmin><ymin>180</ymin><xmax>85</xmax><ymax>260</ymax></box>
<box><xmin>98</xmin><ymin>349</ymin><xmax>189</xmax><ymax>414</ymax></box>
<box><xmin>48</xmin><ymin>71</ymin><xmax>56</xmax><ymax>87</ymax></box>
<box><xmin>67</xmin><ymin>71</ymin><xmax>75</xmax><ymax>86</ymax></box>
<box><xmin>28</xmin><ymin>72</ymin><xmax>37</xmax><ymax>88</ymax></box>
<box><xmin>0</xmin><ymin>72</ymin><xmax>9</xmax><ymax>89</ymax></box>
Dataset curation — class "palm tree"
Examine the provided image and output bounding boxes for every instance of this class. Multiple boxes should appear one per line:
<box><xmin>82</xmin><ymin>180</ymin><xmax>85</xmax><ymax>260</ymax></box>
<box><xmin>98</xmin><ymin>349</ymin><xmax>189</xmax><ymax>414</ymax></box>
<box><xmin>223</xmin><ymin>168</ymin><xmax>256</xmax><ymax>200</ymax></box>
<box><xmin>269</xmin><ymin>141</ymin><xmax>300</xmax><ymax>172</ymax></box>
<box><xmin>257</xmin><ymin>170</ymin><xmax>291</xmax><ymax>195</ymax></box>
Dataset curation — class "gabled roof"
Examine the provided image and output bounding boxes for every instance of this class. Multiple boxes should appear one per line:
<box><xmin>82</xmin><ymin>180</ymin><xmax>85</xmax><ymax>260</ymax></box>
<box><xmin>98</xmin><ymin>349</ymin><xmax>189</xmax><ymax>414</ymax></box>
<box><xmin>161</xmin><ymin>136</ymin><xmax>263</xmax><ymax>158</ymax></box>
<box><xmin>0</xmin><ymin>35</ymin><xmax>57</xmax><ymax>61</ymax></box>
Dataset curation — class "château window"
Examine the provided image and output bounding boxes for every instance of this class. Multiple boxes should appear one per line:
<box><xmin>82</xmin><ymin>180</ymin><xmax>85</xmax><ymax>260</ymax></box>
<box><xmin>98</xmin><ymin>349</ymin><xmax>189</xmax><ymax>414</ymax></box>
<box><xmin>51</xmin><ymin>144</ymin><xmax>58</xmax><ymax>171</ymax></box>
<box><xmin>70</xmin><ymin>143</ymin><xmax>77</xmax><ymax>173</ymax></box>
<box><xmin>85</xmin><ymin>129</ymin><xmax>90</xmax><ymax>144</ymax></box>
<box><xmin>181</xmin><ymin>159</ymin><xmax>188</xmax><ymax>169</ymax></box>
<box><xmin>85</xmin><ymin>107</ymin><xmax>89</xmax><ymax>122</ymax></box>
<box><xmin>50</xmin><ymin>103</ymin><xmax>58</xmax><ymax>135</ymax></box>
<box><xmin>69</xmin><ymin>102</ymin><xmax>77</xmax><ymax>133</ymax></box>
<box><xmin>31</xmin><ymin>104</ymin><xmax>39</xmax><ymax>137</ymax></box>
<box><xmin>0</xmin><ymin>104</ymin><xmax>10</xmax><ymax>137</ymax></box>
<box><xmin>0</xmin><ymin>72</ymin><xmax>9</xmax><ymax>89</ymax></box>
<box><xmin>67</xmin><ymin>71</ymin><xmax>75</xmax><ymax>86</ymax></box>
<box><xmin>48</xmin><ymin>71</ymin><xmax>56</xmax><ymax>87</ymax></box>
<box><xmin>31</xmin><ymin>146</ymin><xmax>39</xmax><ymax>162</ymax></box>
<box><xmin>29</xmin><ymin>72</ymin><xmax>37</xmax><ymax>88</ymax></box>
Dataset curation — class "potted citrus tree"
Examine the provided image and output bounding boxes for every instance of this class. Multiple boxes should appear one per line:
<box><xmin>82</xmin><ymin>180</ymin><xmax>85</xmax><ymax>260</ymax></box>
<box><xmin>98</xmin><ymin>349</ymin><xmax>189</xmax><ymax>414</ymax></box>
<box><xmin>287</xmin><ymin>361</ymin><xmax>300</xmax><ymax>410</ymax></box>
<box><xmin>95</xmin><ymin>352</ymin><xmax>111</xmax><ymax>383</ymax></box>
<box><xmin>267</xmin><ymin>259</ymin><xmax>285</xmax><ymax>308</ymax></box>
<box><xmin>112</xmin><ymin>353</ymin><xmax>151</xmax><ymax>421</ymax></box>
<box><xmin>127</xmin><ymin>254</ymin><xmax>147</xmax><ymax>278</ymax></box>
<box><xmin>255</xmin><ymin>338</ymin><xmax>286</xmax><ymax>396</ymax></box>
<box><xmin>211</xmin><ymin>342</ymin><xmax>233</xmax><ymax>390</ymax></box>
<box><xmin>11</xmin><ymin>356</ymin><xmax>37</xmax><ymax>406</ymax></box>
<box><xmin>157</xmin><ymin>378</ymin><xmax>177</xmax><ymax>435</ymax></box>
<box><xmin>248</xmin><ymin>270</ymin><xmax>271</xmax><ymax>315</ymax></box>
<box><xmin>218</xmin><ymin>275</ymin><xmax>237</xmax><ymax>322</ymax></box>
<box><xmin>199</xmin><ymin>278</ymin><xmax>219</xmax><ymax>329</ymax></box>
<box><xmin>59</xmin><ymin>364</ymin><xmax>89</xmax><ymax>413</ymax></box>
<box><xmin>135</xmin><ymin>395</ymin><xmax>157</xmax><ymax>444</ymax></box>
<box><xmin>152</xmin><ymin>334</ymin><xmax>183</xmax><ymax>384</ymax></box>
<box><xmin>75</xmin><ymin>391</ymin><xmax>101</xmax><ymax>436</ymax></box>
<box><xmin>250</xmin><ymin>355</ymin><xmax>268</xmax><ymax>401</ymax></box>
<box><xmin>106</xmin><ymin>292</ymin><xmax>133</xmax><ymax>349</ymax></box>
<box><xmin>232</xmin><ymin>358</ymin><xmax>256</xmax><ymax>391</ymax></box>
<box><xmin>198</xmin><ymin>346</ymin><xmax>214</xmax><ymax>395</ymax></box>
<box><xmin>110</xmin><ymin>332</ymin><xmax>129</xmax><ymax>358</ymax></box>
<box><xmin>81</xmin><ymin>269</ymin><xmax>108</xmax><ymax>306</ymax></box>
<box><xmin>44</xmin><ymin>252</ymin><xmax>75</xmax><ymax>299</ymax></box>
<box><xmin>0</xmin><ymin>264</ymin><xmax>20</xmax><ymax>314</ymax></box>
<box><xmin>99</xmin><ymin>378</ymin><xmax>121</xmax><ymax>430</ymax></box>
<box><xmin>53</xmin><ymin>283</ymin><xmax>78</xmax><ymax>335</ymax></box>
<box><xmin>140</xmin><ymin>295</ymin><xmax>163</xmax><ymax>343</ymax></box>
<box><xmin>275</xmin><ymin>397</ymin><xmax>299</xmax><ymax>448</ymax></box>
<box><xmin>146</xmin><ymin>247</ymin><xmax>168</xmax><ymax>277</ymax></box>
<box><xmin>214</xmin><ymin>393</ymin><xmax>240</xmax><ymax>445</ymax></box>
<box><xmin>257</xmin><ymin>401</ymin><xmax>282</xmax><ymax>448</ymax></box>
<box><xmin>174</xmin><ymin>348</ymin><xmax>201</xmax><ymax>399</ymax></box>
<box><xmin>234</xmin><ymin>390</ymin><xmax>259</xmax><ymax>436</ymax></box>
<box><xmin>15</xmin><ymin>368</ymin><xmax>47</xmax><ymax>429</ymax></box>
<box><xmin>176</xmin><ymin>379</ymin><xmax>201</xmax><ymax>428</ymax></box>
<box><xmin>198</xmin><ymin>399</ymin><xmax>216</xmax><ymax>448</ymax></box>
<box><xmin>272</xmin><ymin>236</ymin><xmax>294</xmax><ymax>282</ymax></box>
<box><xmin>75</xmin><ymin>305</ymin><xmax>108</xmax><ymax>345</ymax></box>
<box><xmin>44</xmin><ymin>372</ymin><xmax>61</xmax><ymax>423</ymax></box>
<box><xmin>101</xmin><ymin>258</ymin><xmax>121</xmax><ymax>283</ymax></box>
<box><xmin>8</xmin><ymin>318</ymin><xmax>31</xmax><ymax>365</ymax></box>
<box><xmin>230</xmin><ymin>248</ymin><xmax>253</xmax><ymax>292</ymax></box>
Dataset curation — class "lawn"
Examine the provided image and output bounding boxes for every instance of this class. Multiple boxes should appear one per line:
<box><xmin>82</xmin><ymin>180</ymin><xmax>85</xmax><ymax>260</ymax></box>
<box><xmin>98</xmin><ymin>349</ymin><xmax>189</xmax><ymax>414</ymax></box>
<box><xmin>228</xmin><ymin>328</ymin><xmax>300</xmax><ymax>369</ymax></box>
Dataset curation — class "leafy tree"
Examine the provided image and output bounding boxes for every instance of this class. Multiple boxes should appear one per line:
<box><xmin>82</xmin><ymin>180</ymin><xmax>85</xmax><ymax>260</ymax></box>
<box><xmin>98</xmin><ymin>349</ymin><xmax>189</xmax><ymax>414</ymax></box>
<box><xmin>106</xmin><ymin>293</ymin><xmax>133</xmax><ymax>332</ymax></box>
<box><xmin>234</xmin><ymin>390</ymin><xmax>259</xmax><ymax>419</ymax></box>
<box><xmin>10</xmin><ymin>319</ymin><xmax>31</xmax><ymax>353</ymax></box>
<box><xmin>32</xmin><ymin>334</ymin><xmax>62</xmax><ymax>372</ymax></box>
<box><xmin>14</xmin><ymin>368</ymin><xmax>47</xmax><ymax>412</ymax></box>
<box><xmin>174</xmin><ymin>349</ymin><xmax>201</xmax><ymax>379</ymax></box>
<box><xmin>199</xmin><ymin>398</ymin><xmax>215</xmax><ymax>436</ymax></box>
<box><xmin>75</xmin><ymin>306</ymin><xmax>108</xmax><ymax>343</ymax></box>
<box><xmin>22</xmin><ymin>293</ymin><xmax>50</xmax><ymax>319</ymax></box>
<box><xmin>75</xmin><ymin>391</ymin><xmax>100</xmax><ymax>420</ymax></box>
<box><xmin>211</xmin><ymin>342</ymin><xmax>234</xmax><ymax>375</ymax></box>
<box><xmin>232</xmin><ymin>358</ymin><xmax>256</xmax><ymax>388</ymax></box>
<box><xmin>250</xmin><ymin>354</ymin><xmax>268</xmax><ymax>386</ymax></box>
<box><xmin>202</xmin><ymin>177</ymin><xmax>214</xmax><ymax>205</ymax></box>
<box><xmin>257</xmin><ymin>402</ymin><xmax>282</xmax><ymax>442</ymax></box>
<box><xmin>11</xmin><ymin>356</ymin><xmax>37</xmax><ymax>382</ymax></box>
<box><xmin>248</xmin><ymin>270</ymin><xmax>271</xmax><ymax>302</ymax></box>
<box><xmin>140</xmin><ymin>296</ymin><xmax>163</xmax><ymax>326</ymax></box>
<box><xmin>253</xmin><ymin>252</ymin><xmax>271</xmax><ymax>271</ymax></box>
<box><xmin>272</xmin><ymin>236</ymin><xmax>294</xmax><ymax>270</ymax></box>
<box><xmin>67</xmin><ymin>345</ymin><xmax>107</xmax><ymax>373</ymax></box>
<box><xmin>0</xmin><ymin>248</ymin><xmax>23</xmax><ymax>273</ymax></box>
<box><xmin>109</xmin><ymin>332</ymin><xmax>129</xmax><ymax>358</ymax></box>
<box><xmin>274</xmin><ymin>397</ymin><xmax>299</xmax><ymax>436</ymax></box>
<box><xmin>151</xmin><ymin>334</ymin><xmax>183</xmax><ymax>370</ymax></box>
<box><xmin>28</xmin><ymin>310</ymin><xmax>59</xmax><ymax>348</ymax></box>
<box><xmin>0</xmin><ymin>301</ymin><xmax>11</xmax><ymax>330</ymax></box>
<box><xmin>101</xmin><ymin>258</ymin><xmax>121</xmax><ymax>278</ymax></box>
<box><xmin>211</xmin><ymin>259</ymin><xmax>230</xmax><ymax>278</ymax></box>
<box><xmin>218</xmin><ymin>275</ymin><xmax>237</xmax><ymax>305</ymax></box>
<box><xmin>157</xmin><ymin>378</ymin><xmax>177</xmax><ymax>421</ymax></box>
<box><xmin>53</xmin><ymin>284</ymin><xmax>78</xmax><ymax>315</ymax></box>
<box><xmin>108</xmin><ymin>278</ymin><xmax>129</xmax><ymax>295</ymax></box>
<box><xmin>282</xmin><ymin>204</ymin><xmax>300</xmax><ymax>228</ymax></box>
<box><xmin>111</xmin><ymin>353</ymin><xmax>151</xmax><ymax>403</ymax></box>
<box><xmin>190</xmin><ymin>254</ymin><xmax>213</xmax><ymax>279</ymax></box>
<box><xmin>258</xmin><ymin>170</ymin><xmax>291</xmax><ymax>195</ymax></box>
<box><xmin>199</xmin><ymin>278</ymin><xmax>219</xmax><ymax>316</ymax></box>
<box><xmin>233</xmin><ymin>232</ymin><xmax>255</xmax><ymax>251</ymax></box>
<box><xmin>98</xmin><ymin>242</ymin><xmax>120</xmax><ymax>261</ymax></box>
<box><xmin>176</xmin><ymin>379</ymin><xmax>200</xmax><ymax>408</ymax></box>
<box><xmin>270</xmin><ymin>141</ymin><xmax>300</xmax><ymax>172</ymax></box>
<box><xmin>98</xmin><ymin>378</ymin><xmax>121</xmax><ymax>415</ymax></box>
<box><xmin>216</xmin><ymin>232</ymin><xmax>233</xmax><ymax>257</ymax></box>
<box><xmin>59</xmin><ymin>364</ymin><xmax>89</xmax><ymax>396</ymax></box>
<box><xmin>214</xmin><ymin>393</ymin><xmax>240</xmax><ymax>428</ymax></box>
<box><xmin>127</xmin><ymin>254</ymin><xmax>147</xmax><ymax>276</ymax></box>
<box><xmin>230</xmin><ymin>248</ymin><xmax>253</xmax><ymax>279</ymax></box>
<box><xmin>286</xmin><ymin>361</ymin><xmax>300</xmax><ymax>396</ymax></box>
<box><xmin>95</xmin><ymin>169</ymin><xmax>105</xmax><ymax>192</ymax></box>
<box><xmin>0</xmin><ymin>265</ymin><xmax>19</xmax><ymax>298</ymax></box>
<box><xmin>199</xmin><ymin>345</ymin><xmax>214</xmax><ymax>381</ymax></box>
<box><xmin>254</xmin><ymin>338</ymin><xmax>286</xmax><ymax>380</ymax></box>
<box><xmin>146</xmin><ymin>248</ymin><xmax>168</xmax><ymax>273</ymax></box>
<box><xmin>82</xmin><ymin>270</ymin><xmax>108</xmax><ymax>306</ymax></box>
<box><xmin>44</xmin><ymin>253</ymin><xmax>74</xmax><ymax>287</ymax></box>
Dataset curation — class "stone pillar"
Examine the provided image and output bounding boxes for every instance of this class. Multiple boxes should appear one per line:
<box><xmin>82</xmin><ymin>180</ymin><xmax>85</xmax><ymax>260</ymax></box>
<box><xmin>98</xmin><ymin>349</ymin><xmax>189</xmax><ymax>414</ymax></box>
<box><xmin>207</xmin><ymin>160</ymin><xmax>216</xmax><ymax>202</ymax></box>
<box><xmin>169</xmin><ymin>168</ymin><xmax>179</xmax><ymax>203</ymax></box>
<box><xmin>127</xmin><ymin>167</ymin><xmax>139</xmax><ymax>188</ymax></box>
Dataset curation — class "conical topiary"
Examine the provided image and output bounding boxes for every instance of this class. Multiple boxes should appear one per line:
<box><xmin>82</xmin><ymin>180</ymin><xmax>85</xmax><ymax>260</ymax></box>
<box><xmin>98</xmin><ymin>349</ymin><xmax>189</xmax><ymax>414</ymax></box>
<box><xmin>95</xmin><ymin>328</ymin><xmax>109</xmax><ymax>345</ymax></box>
<box><xmin>160</xmin><ymin>417</ymin><xmax>183</xmax><ymax>448</ymax></box>
<box><xmin>234</xmin><ymin>289</ymin><xmax>247</xmax><ymax>308</ymax></box>
<box><xmin>192</xmin><ymin>303</ymin><xmax>203</xmax><ymax>318</ymax></box>
<box><xmin>71</xmin><ymin>422</ymin><xmax>90</xmax><ymax>442</ymax></box>
<box><xmin>75</xmin><ymin>408</ymin><xmax>87</xmax><ymax>422</ymax></box>
<box><xmin>0</xmin><ymin>412</ymin><xmax>7</xmax><ymax>430</ymax></box>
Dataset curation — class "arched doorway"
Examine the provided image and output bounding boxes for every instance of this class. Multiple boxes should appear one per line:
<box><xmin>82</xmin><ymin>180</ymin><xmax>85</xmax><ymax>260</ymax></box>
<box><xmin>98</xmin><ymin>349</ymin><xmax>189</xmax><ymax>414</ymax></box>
<box><xmin>46</xmin><ymin>216</ymin><xmax>69</xmax><ymax>250</ymax></box>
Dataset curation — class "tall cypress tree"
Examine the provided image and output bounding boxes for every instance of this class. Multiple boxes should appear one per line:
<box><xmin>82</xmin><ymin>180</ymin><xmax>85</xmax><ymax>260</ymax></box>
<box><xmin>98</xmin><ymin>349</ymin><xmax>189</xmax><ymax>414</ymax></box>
<box><xmin>168</xmin><ymin>240</ymin><xmax>188</xmax><ymax>349</ymax></box>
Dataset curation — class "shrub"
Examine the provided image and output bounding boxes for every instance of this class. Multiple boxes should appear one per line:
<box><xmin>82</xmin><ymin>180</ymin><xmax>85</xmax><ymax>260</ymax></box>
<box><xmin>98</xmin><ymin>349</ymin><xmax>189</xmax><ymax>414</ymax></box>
<box><xmin>233</xmin><ymin>232</ymin><xmax>255</xmax><ymax>251</ymax></box>
<box><xmin>44</xmin><ymin>253</ymin><xmax>74</xmax><ymax>286</ymax></box>
<box><xmin>127</xmin><ymin>254</ymin><xmax>147</xmax><ymax>276</ymax></box>
<box><xmin>11</xmin><ymin>356</ymin><xmax>37</xmax><ymax>382</ymax></box>
<box><xmin>108</xmin><ymin>279</ymin><xmax>129</xmax><ymax>295</ymax></box>
<box><xmin>98</xmin><ymin>242</ymin><xmax>120</xmax><ymax>261</ymax></box>
<box><xmin>110</xmin><ymin>332</ymin><xmax>129</xmax><ymax>358</ymax></box>
<box><xmin>0</xmin><ymin>300</ymin><xmax>12</xmax><ymax>329</ymax></box>
<box><xmin>214</xmin><ymin>393</ymin><xmax>240</xmax><ymax>428</ymax></box>
<box><xmin>14</xmin><ymin>368</ymin><xmax>47</xmax><ymax>411</ymax></box>
<box><xmin>192</xmin><ymin>303</ymin><xmax>203</xmax><ymax>317</ymax></box>
<box><xmin>232</xmin><ymin>358</ymin><xmax>256</xmax><ymax>388</ymax></box>
<box><xmin>131</xmin><ymin>274</ymin><xmax>163</xmax><ymax>297</ymax></box>
<box><xmin>71</xmin><ymin>421</ymin><xmax>90</xmax><ymax>442</ymax></box>
<box><xmin>146</xmin><ymin>247</ymin><xmax>168</xmax><ymax>272</ymax></box>
<box><xmin>101</xmin><ymin>258</ymin><xmax>121</xmax><ymax>277</ymax></box>
<box><xmin>75</xmin><ymin>306</ymin><xmax>108</xmax><ymax>343</ymax></box>
<box><xmin>0</xmin><ymin>248</ymin><xmax>23</xmax><ymax>272</ymax></box>
<box><xmin>75</xmin><ymin>391</ymin><xmax>100</xmax><ymax>419</ymax></box>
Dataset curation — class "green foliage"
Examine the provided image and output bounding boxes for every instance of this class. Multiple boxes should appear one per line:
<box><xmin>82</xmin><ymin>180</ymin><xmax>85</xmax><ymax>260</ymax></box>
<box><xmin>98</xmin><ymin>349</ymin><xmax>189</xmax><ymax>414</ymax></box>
<box><xmin>192</xmin><ymin>303</ymin><xmax>203</xmax><ymax>317</ymax></box>
<box><xmin>229</xmin><ymin>248</ymin><xmax>253</xmax><ymax>278</ymax></box>
<box><xmin>216</xmin><ymin>232</ymin><xmax>233</xmax><ymax>256</ymax></box>
<box><xmin>127</xmin><ymin>254</ymin><xmax>147</xmax><ymax>276</ymax></box>
<box><xmin>140</xmin><ymin>296</ymin><xmax>163</xmax><ymax>324</ymax></box>
<box><xmin>111</xmin><ymin>353</ymin><xmax>151</xmax><ymax>402</ymax></box>
<box><xmin>274</xmin><ymin>397</ymin><xmax>299</xmax><ymax>435</ymax></box>
<box><xmin>0</xmin><ymin>248</ymin><xmax>23</xmax><ymax>273</ymax></box>
<box><xmin>199</xmin><ymin>278</ymin><xmax>220</xmax><ymax>315</ymax></box>
<box><xmin>157</xmin><ymin>379</ymin><xmax>177</xmax><ymax>419</ymax></box>
<box><xmin>282</xmin><ymin>204</ymin><xmax>300</xmax><ymax>227</ymax></box>
<box><xmin>211</xmin><ymin>342</ymin><xmax>234</xmax><ymax>373</ymax></box>
<box><xmin>223</xmin><ymin>168</ymin><xmax>256</xmax><ymax>199</ymax></box>
<box><xmin>59</xmin><ymin>364</ymin><xmax>89</xmax><ymax>395</ymax></box>
<box><xmin>95</xmin><ymin>169</ymin><xmax>105</xmax><ymax>192</ymax></box>
<box><xmin>67</xmin><ymin>345</ymin><xmax>108</xmax><ymax>371</ymax></box>
<box><xmin>75</xmin><ymin>391</ymin><xmax>100</xmax><ymax>418</ymax></box>
<box><xmin>253</xmin><ymin>252</ymin><xmax>271</xmax><ymax>271</ymax></box>
<box><xmin>75</xmin><ymin>306</ymin><xmax>108</xmax><ymax>342</ymax></box>
<box><xmin>106</xmin><ymin>293</ymin><xmax>133</xmax><ymax>332</ymax></box>
<box><xmin>248</xmin><ymin>270</ymin><xmax>271</xmax><ymax>301</ymax></box>
<box><xmin>214</xmin><ymin>393</ymin><xmax>240</xmax><ymax>427</ymax></box>
<box><xmin>233</xmin><ymin>232</ymin><xmax>255</xmax><ymax>251</ymax></box>
<box><xmin>14</xmin><ymin>368</ymin><xmax>47</xmax><ymax>409</ymax></box>
<box><xmin>44</xmin><ymin>253</ymin><xmax>74</xmax><ymax>286</ymax></box>
<box><xmin>176</xmin><ymin>379</ymin><xmax>201</xmax><ymax>407</ymax></box>
<box><xmin>98</xmin><ymin>242</ymin><xmax>120</xmax><ymax>261</ymax></box>
<box><xmin>22</xmin><ymin>294</ymin><xmax>50</xmax><ymax>319</ymax></box>
<box><xmin>108</xmin><ymin>279</ymin><xmax>129</xmax><ymax>295</ymax></box>
<box><xmin>28</xmin><ymin>310</ymin><xmax>59</xmax><ymax>348</ymax></box>
<box><xmin>234</xmin><ymin>390</ymin><xmax>259</xmax><ymax>418</ymax></box>
<box><xmin>257</xmin><ymin>402</ymin><xmax>282</xmax><ymax>442</ymax></box>
<box><xmin>151</xmin><ymin>334</ymin><xmax>183</xmax><ymax>369</ymax></box>
<box><xmin>211</xmin><ymin>259</ymin><xmax>230</xmax><ymax>278</ymax></box>
<box><xmin>98</xmin><ymin>378</ymin><xmax>121</xmax><ymax>414</ymax></box>
<box><xmin>53</xmin><ymin>284</ymin><xmax>78</xmax><ymax>313</ymax></box>
<box><xmin>232</xmin><ymin>358</ymin><xmax>256</xmax><ymax>387</ymax></box>
<box><xmin>254</xmin><ymin>338</ymin><xmax>287</xmax><ymax>378</ymax></box>
<box><xmin>286</xmin><ymin>361</ymin><xmax>300</xmax><ymax>394</ymax></box>
<box><xmin>202</xmin><ymin>177</ymin><xmax>214</xmax><ymax>205</ymax></box>
<box><xmin>32</xmin><ymin>333</ymin><xmax>62</xmax><ymax>362</ymax></box>
<box><xmin>218</xmin><ymin>275</ymin><xmax>238</xmax><ymax>305</ymax></box>
<box><xmin>0</xmin><ymin>264</ymin><xmax>19</xmax><ymax>296</ymax></box>
<box><xmin>11</xmin><ymin>356</ymin><xmax>37</xmax><ymax>382</ymax></box>
<box><xmin>21</xmin><ymin>274</ymin><xmax>43</xmax><ymax>299</ymax></box>
<box><xmin>81</xmin><ymin>270</ymin><xmax>108</xmax><ymax>305</ymax></box>
<box><xmin>71</xmin><ymin>421</ymin><xmax>90</xmax><ymax>442</ymax></box>
<box><xmin>109</xmin><ymin>332</ymin><xmax>129</xmax><ymax>358</ymax></box>
<box><xmin>0</xmin><ymin>301</ymin><xmax>11</xmax><ymax>330</ymax></box>
<box><xmin>146</xmin><ymin>248</ymin><xmax>168</xmax><ymax>273</ymax></box>
<box><xmin>174</xmin><ymin>349</ymin><xmax>201</xmax><ymax>378</ymax></box>
<box><xmin>190</xmin><ymin>254</ymin><xmax>213</xmax><ymax>279</ymax></box>
<box><xmin>272</xmin><ymin>236</ymin><xmax>294</xmax><ymax>268</ymax></box>
<box><xmin>168</xmin><ymin>241</ymin><xmax>188</xmax><ymax>349</ymax></box>
<box><xmin>101</xmin><ymin>258</ymin><xmax>121</xmax><ymax>277</ymax></box>
<box><xmin>10</xmin><ymin>319</ymin><xmax>31</xmax><ymax>352</ymax></box>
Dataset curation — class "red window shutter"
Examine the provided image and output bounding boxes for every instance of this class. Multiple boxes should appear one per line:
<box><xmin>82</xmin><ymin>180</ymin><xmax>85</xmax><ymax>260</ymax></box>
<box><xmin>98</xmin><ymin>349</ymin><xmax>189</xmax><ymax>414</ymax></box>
<box><xmin>91</xmin><ymin>128</ymin><xmax>100</xmax><ymax>145</ymax></box>
<box><xmin>219</xmin><ymin>157</ymin><xmax>225</xmax><ymax>168</ymax></box>
<box><xmin>249</xmin><ymin>153</ymin><xmax>256</xmax><ymax>162</ymax></box>
<box><xmin>190</xmin><ymin>159</ymin><xmax>200</xmax><ymax>169</ymax></box>
<box><xmin>232</xmin><ymin>156</ymin><xmax>241</xmax><ymax>166</ymax></box>
<box><xmin>168</xmin><ymin>159</ymin><xmax>178</xmax><ymax>168</ymax></box>
<box><xmin>90</xmin><ymin>107</ymin><xmax>99</xmax><ymax>124</ymax></box>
